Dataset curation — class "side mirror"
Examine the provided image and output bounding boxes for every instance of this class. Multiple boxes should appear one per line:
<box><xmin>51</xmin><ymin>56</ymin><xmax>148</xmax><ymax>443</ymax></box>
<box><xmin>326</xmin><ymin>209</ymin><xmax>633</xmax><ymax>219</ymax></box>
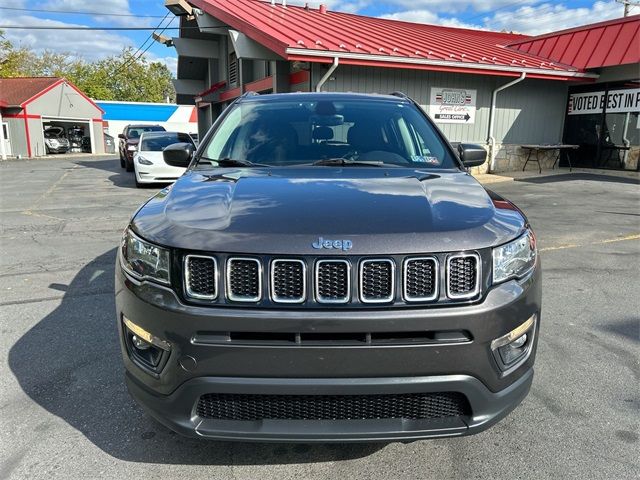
<box><xmin>458</xmin><ymin>143</ymin><xmax>487</xmax><ymax>168</ymax></box>
<box><xmin>163</xmin><ymin>142</ymin><xmax>195</xmax><ymax>168</ymax></box>
<box><xmin>118</xmin><ymin>134</ymin><xmax>125</xmax><ymax>140</ymax></box>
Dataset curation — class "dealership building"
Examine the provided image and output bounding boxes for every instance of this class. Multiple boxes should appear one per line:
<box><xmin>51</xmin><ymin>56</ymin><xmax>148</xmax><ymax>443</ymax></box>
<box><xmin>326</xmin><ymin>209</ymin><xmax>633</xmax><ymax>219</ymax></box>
<box><xmin>163</xmin><ymin>0</ymin><xmax>639</xmax><ymax>172</ymax></box>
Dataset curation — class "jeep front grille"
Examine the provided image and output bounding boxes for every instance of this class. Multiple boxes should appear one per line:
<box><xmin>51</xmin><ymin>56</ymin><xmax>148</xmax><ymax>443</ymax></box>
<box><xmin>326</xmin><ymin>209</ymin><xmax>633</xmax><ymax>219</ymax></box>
<box><xmin>316</xmin><ymin>260</ymin><xmax>350</xmax><ymax>303</ymax></box>
<box><xmin>447</xmin><ymin>254</ymin><xmax>480</xmax><ymax>299</ymax></box>
<box><xmin>196</xmin><ymin>392</ymin><xmax>471</xmax><ymax>421</ymax></box>
<box><xmin>271</xmin><ymin>260</ymin><xmax>306</xmax><ymax>303</ymax></box>
<box><xmin>182</xmin><ymin>252</ymin><xmax>483</xmax><ymax>305</ymax></box>
<box><xmin>184</xmin><ymin>255</ymin><xmax>217</xmax><ymax>299</ymax></box>
<box><xmin>360</xmin><ymin>259</ymin><xmax>395</xmax><ymax>303</ymax></box>
<box><xmin>404</xmin><ymin>257</ymin><xmax>438</xmax><ymax>302</ymax></box>
<box><xmin>226</xmin><ymin>258</ymin><xmax>262</xmax><ymax>302</ymax></box>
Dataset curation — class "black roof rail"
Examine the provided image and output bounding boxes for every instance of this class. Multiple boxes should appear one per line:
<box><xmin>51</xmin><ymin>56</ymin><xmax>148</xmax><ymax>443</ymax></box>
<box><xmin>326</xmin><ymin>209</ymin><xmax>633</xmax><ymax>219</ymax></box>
<box><xmin>389</xmin><ymin>91</ymin><xmax>409</xmax><ymax>99</ymax></box>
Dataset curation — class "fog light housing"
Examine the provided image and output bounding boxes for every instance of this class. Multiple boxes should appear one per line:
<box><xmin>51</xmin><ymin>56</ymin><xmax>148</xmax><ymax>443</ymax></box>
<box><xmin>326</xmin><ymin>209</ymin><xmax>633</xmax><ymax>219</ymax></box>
<box><xmin>122</xmin><ymin>315</ymin><xmax>170</xmax><ymax>374</ymax></box>
<box><xmin>491</xmin><ymin>314</ymin><xmax>536</xmax><ymax>375</ymax></box>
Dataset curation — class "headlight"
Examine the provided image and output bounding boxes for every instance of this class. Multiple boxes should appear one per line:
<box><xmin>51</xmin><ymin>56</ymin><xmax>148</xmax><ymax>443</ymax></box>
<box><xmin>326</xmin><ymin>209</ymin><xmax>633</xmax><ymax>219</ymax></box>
<box><xmin>121</xmin><ymin>229</ymin><xmax>170</xmax><ymax>284</ymax></box>
<box><xmin>127</xmin><ymin>145</ymin><xmax>137</xmax><ymax>151</ymax></box>
<box><xmin>137</xmin><ymin>155</ymin><xmax>153</xmax><ymax>165</ymax></box>
<box><xmin>492</xmin><ymin>229</ymin><xmax>537</xmax><ymax>284</ymax></box>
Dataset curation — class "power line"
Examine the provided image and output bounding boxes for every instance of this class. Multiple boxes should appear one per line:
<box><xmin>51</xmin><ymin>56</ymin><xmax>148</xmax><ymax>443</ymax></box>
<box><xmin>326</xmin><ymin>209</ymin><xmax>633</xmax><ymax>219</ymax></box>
<box><xmin>127</xmin><ymin>12</ymin><xmax>171</xmax><ymax>63</ymax></box>
<box><xmin>0</xmin><ymin>5</ymin><xmax>166</xmax><ymax>17</ymax></box>
<box><xmin>0</xmin><ymin>25</ymin><xmax>183</xmax><ymax>30</ymax></box>
<box><xmin>113</xmin><ymin>14</ymin><xmax>175</xmax><ymax>75</ymax></box>
<box><xmin>464</xmin><ymin>0</ymin><xmax>533</xmax><ymax>23</ymax></box>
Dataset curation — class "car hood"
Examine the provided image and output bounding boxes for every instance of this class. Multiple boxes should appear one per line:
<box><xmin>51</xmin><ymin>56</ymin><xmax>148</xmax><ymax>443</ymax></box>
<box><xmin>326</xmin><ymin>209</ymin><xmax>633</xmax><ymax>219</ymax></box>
<box><xmin>131</xmin><ymin>168</ymin><xmax>526</xmax><ymax>255</ymax></box>
<box><xmin>127</xmin><ymin>138</ymin><xmax>140</xmax><ymax>146</ymax></box>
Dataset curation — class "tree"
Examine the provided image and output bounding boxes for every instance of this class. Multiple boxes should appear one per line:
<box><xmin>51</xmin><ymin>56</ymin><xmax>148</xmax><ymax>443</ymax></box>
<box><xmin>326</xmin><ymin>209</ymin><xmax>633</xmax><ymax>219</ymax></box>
<box><xmin>0</xmin><ymin>35</ymin><xmax>176</xmax><ymax>103</ymax></box>
<box><xmin>0</xmin><ymin>30</ymin><xmax>30</xmax><ymax>78</ymax></box>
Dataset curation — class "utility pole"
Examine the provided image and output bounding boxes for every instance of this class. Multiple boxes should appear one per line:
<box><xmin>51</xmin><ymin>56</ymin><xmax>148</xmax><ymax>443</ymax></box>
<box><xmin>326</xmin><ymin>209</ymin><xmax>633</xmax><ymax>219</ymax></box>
<box><xmin>616</xmin><ymin>0</ymin><xmax>640</xmax><ymax>16</ymax></box>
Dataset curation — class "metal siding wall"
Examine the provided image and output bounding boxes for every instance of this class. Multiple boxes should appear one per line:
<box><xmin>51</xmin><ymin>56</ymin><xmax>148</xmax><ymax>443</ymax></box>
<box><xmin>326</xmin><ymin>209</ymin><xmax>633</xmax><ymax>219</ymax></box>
<box><xmin>27</xmin><ymin>117</ymin><xmax>44</xmax><ymax>156</ymax></box>
<box><xmin>6</xmin><ymin>118</ymin><xmax>27</xmax><ymax>157</ymax></box>
<box><xmin>92</xmin><ymin>121</ymin><xmax>105</xmax><ymax>154</ymax></box>
<box><xmin>29</xmin><ymin>83</ymin><xmax>102</xmax><ymax>119</ymax></box>
<box><xmin>313</xmin><ymin>65</ymin><xmax>567</xmax><ymax>144</ymax></box>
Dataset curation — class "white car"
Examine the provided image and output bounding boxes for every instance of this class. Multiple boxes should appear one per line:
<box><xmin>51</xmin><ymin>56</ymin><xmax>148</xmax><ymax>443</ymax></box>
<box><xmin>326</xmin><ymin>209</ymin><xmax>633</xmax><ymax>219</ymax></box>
<box><xmin>133</xmin><ymin>131</ymin><xmax>195</xmax><ymax>187</ymax></box>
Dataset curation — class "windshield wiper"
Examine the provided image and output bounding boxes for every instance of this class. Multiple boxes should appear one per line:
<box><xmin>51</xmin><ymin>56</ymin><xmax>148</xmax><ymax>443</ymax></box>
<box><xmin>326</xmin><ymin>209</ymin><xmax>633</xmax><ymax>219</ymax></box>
<box><xmin>311</xmin><ymin>158</ymin><xmax>391</xmax><ymax>167</ymax></box>
<box><xmin>200</xmin><ymin>157</ymin><xmax>271</xmax><ymax>168</ymax></box>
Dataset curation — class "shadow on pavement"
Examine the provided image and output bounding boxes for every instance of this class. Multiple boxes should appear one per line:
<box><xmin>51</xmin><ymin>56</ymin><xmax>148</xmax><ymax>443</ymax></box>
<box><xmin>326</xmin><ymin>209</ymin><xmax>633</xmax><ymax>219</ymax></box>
<box><xmin>516</xmin><ymin>173</ymin><xmax>640</xmax><ymax>185</ymax></box>
<box><xmin>8</xmin><ymin>249</ymin><xmax>383</xmax><ymax>465</ymax></box>
<box><xmin>74</xmin><ymin>159</ymin><xmax>165</xmax><ymax>190</ymax></box>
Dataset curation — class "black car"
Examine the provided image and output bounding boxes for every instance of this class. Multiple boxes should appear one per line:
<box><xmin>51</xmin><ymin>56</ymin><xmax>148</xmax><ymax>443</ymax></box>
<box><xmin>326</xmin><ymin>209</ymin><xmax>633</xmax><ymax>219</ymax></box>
<box><xmin>115</xmin><ymin>92</ymin><xmax>540</xmax><ymax>442</ymax></box>
<box><xmin>118</xmin><ymin>124</ymin><xmax>166</xmax><ymax>171</ymax></box>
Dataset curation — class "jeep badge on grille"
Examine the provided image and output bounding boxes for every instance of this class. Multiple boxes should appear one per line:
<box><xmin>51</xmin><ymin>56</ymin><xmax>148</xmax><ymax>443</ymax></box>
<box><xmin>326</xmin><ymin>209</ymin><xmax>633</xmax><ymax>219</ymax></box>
<box><xmin>312</xmin><ymin>237</ymin><xmax>353</xmax><ymax>251</ymax></box>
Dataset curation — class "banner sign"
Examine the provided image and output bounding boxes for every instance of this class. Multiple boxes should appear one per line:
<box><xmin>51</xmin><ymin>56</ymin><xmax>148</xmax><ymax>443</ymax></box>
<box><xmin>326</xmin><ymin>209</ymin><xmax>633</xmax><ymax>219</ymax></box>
<box><xmin>568</xmin><ymin>88</ymin><xmax>640</xmax><ymax>115</ymax></box>
<box><xmin>427</xmin><ymin>87</ymin><xmax>476</xmax><ymax>124</ymax></box>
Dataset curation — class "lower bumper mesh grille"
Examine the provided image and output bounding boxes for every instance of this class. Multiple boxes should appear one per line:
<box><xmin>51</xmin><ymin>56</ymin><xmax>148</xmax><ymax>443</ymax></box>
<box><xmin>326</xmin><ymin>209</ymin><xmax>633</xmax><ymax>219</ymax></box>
<box><xmin>196</xmin><ymin>392</ymin><xmax>470</xmax><ymax>421</ymax></box>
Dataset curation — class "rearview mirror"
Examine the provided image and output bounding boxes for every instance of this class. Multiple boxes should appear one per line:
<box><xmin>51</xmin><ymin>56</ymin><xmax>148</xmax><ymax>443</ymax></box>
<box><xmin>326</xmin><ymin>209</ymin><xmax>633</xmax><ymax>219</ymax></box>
<box><xmin>458</xmin><ymin>143</ymin><xmax>487</xmax><ymax>168</ymax></box>
<box><xmin>163</xmin><ymin>142</ymin><xmax>195</xmax><ymax>168</ymax></box>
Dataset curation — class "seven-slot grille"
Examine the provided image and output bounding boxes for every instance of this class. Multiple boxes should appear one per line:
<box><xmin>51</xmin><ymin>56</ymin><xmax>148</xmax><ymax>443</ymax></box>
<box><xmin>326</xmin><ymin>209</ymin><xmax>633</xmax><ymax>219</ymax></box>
<box><xmin>196</xmin><ymin>392</ymin><xmax>470</xmax><ymax>421</ymax></box>
<box><xmin>226</xmin><ymin>258</ymin><xmax>262</xmax><ymax>302</ymax></box>
<box><xmin>360</xmin><ymin>259</ymin><xmax>395</xmax><ymax>303</ymax></box>
<box><xmin>404</xmin><ymin>257</ymin><xmax>438</xmax><ymax>301</ymax></box>
<box><xmin>184</xmin><ymin>255</ymin><xmax>217</xmax><ymax>299</ymax></box>
<box><xmin>183</xmin><ymin>253</ymin><xmax>482</xmax><ymax>304</ymax></box>
<box><xmin>271</xmin><ymin>260</ymin><xmax>306</xmax><ymax>303</ymax></box>
<box><xmin>447</xmin><ymin>254</ymin><xmax>480</xmax><ymax>299</ymax></box>
<box><xmin>316</xmin><ymin>260</ymin><xmax>350</xmax><ymax>303</ymax></box>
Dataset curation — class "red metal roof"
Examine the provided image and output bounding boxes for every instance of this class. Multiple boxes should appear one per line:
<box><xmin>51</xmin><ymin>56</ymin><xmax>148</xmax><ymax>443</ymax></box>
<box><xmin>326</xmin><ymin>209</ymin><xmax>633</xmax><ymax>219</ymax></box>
<box><xmin>508</xmin><ymin>15</ymin><xmax>640</xmax><ymax>70</ymax></box>
<box><xmin>191</xmin><ymin>0</ymin><xmax>596</xmax><ymax>80</ymax></box>
<box><xmin>0</xmin><ymin>77</ymin><xmax>61</xmax><ymax>107</ymax></box>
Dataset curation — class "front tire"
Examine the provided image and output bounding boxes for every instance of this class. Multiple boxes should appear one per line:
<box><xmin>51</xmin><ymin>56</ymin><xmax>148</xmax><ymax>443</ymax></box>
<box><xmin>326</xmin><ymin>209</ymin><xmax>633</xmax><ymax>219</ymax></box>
<box><xmin>119</xmin><ymin>152</ymin><xmax>125</xmax><ymax>168</ymax></box>
<box><xmin>125</xmin><ymin>156</ymin><xmax>133</xmax><ymax>172</ymax></box>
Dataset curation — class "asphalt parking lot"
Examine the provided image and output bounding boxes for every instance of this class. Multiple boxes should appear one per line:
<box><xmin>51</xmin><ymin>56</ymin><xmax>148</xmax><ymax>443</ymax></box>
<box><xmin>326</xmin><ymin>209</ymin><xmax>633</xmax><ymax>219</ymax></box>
<box><xmin>1</xmin><ymin>155</ymin><xmax>638</xmax><ymax>479</ymax></box>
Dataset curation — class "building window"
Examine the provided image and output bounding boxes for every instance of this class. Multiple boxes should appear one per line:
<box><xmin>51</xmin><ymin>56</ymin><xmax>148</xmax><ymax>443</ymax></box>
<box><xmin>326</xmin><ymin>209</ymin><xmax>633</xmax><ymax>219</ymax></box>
<box><xmin>228</xmin><ymin>52</ymin><xmax>238</xmax><ymax>87</ymax></box>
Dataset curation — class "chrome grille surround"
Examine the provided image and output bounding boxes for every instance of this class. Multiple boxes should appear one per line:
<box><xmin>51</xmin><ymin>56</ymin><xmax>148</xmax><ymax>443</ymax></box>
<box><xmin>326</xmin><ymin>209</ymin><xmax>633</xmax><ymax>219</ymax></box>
<box><xmin>184</xmin><ymin>254</ymin><xmax>218</xmax><ymax>300</ymax></box>
<box><xmin>315</xmin><ymin>259</ymin><xmax>351</xmax><ymax>304</ymax></box>
<box><xmin>403</xmin><ymin>256</ymin><xmax>439</xmax><ymax>302</ymax></box>
<box><xmin>270</xmin><ymin>259</ymin><xmax>306</xmax><ymax>304</ymax></box>
<box><xmin>359</xmin><ymin>259</ymin><xmax>395</xmax><ymax>304</ymax></box>
<box><xmin>226</xmin><ymin>257</ymin><xmax>262</xmax><ymax>302</ymax></box>
<box><xmin>446</xmin><ymin>253</ymin><xmax>481</xmax><ymax>300</ymax></box>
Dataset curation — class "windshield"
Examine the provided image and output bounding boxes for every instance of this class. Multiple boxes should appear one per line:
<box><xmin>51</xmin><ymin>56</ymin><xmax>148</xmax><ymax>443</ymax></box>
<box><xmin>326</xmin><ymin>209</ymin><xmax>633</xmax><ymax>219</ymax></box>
<box><xmin>140</xmin><ymin>132</ymin><xmax>193</xmax><ymax>151</ymax></box>
<box><xmin>127</xmin><ymin>126</ymin><xmax>165</xmax><ymax>139</ymax></box>
<box><xmin>197</xmin><ymin>98</ymin><xmax>457</xmax><ymax>168</ymax></box>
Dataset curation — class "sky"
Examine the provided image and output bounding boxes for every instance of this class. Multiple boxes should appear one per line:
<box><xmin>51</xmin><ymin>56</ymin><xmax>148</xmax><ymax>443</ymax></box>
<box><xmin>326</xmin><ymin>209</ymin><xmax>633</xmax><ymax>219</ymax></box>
<box><xmin>0</xmin><ymin>0</ymin><xmax>631</xmax><ymax>76</ymax></box>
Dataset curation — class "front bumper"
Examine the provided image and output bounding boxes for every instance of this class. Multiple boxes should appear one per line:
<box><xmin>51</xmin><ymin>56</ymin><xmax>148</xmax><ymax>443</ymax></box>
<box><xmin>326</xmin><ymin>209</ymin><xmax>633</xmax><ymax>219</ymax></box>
<box><xmin>126</xmin><ymin>369</ymin><xmax>533</xmax><ymax>442</ymax></box>
<box><xmin>115</xmin><ymin>256</ymin><xmax>541</xmax><ymax>442</ymax></box>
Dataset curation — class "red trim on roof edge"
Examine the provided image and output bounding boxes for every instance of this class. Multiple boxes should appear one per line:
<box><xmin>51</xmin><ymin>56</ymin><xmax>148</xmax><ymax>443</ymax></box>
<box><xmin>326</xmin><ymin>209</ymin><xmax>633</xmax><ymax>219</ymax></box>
<box><xmin>20</xmin><ymin>79</ymin><xmax>64</xmax><ymax>107</ymax></box>
<box><xmin>288</xmin><ymin>55</ymin><xmax>591</xmax><ymax>81</ymax></box>
<box><xmin>21</xmin><ymin>78</ymin><xmax>105</xmax><ymax>115</ymax></box>
<box><xmin>190</xmin><ymin>0</ymin><xmax>289</xmax><ymax>57</ymax></box>
<box><xmin>507</xmin><ymin>14</ymin><xmax>640</xmax><ymax>46</ymax></box>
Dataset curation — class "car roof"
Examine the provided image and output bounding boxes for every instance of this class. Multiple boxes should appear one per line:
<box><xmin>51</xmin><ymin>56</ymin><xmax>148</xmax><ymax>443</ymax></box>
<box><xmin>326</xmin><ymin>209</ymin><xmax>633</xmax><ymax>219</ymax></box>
<box><xmin>140</xmin><ymin>131</ymin><xmax>188</xmax><ymax>138</ymax></box>
<box><xmin>237</xmin><ymin>91</ymin><xmax>411</xmax><ymax>104</ymax></box>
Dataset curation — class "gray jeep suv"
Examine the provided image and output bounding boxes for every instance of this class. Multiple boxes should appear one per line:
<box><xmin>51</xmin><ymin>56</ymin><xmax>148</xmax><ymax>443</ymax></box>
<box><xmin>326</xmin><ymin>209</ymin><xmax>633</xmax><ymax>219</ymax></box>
<box><xmin>115</xmin><ymin>92</ymin><xmax>540</xmax><ymax>442</ymax></box>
